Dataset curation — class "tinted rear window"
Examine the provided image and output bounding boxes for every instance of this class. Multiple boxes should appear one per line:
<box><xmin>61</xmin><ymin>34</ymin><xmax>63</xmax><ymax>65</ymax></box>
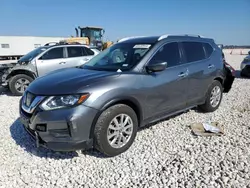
<box><xmin>67</xmin><ymin>47</ymin><xmax>84</xmax><ymax>57</ymax></box>
<box><xmin>84</xmin><ymin>47</ymin><xmax>95</xmax><ymax>55</ymax></box>
<box><xmin>182</xmin><ymin>42</ymin><xmax>206</xmax><ymax>63</ymax></box>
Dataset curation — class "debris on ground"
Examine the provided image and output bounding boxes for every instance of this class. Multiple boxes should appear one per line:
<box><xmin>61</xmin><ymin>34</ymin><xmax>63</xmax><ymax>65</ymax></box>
<box><xmin>191</xmin><ymin>122</ymin><xmax>224</xmax><ymax>136</ymax></box>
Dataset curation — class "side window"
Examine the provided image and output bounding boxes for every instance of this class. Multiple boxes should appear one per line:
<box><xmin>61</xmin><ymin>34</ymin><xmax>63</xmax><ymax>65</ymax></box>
<box><xmin>1</xmin><ymin>44</ymin><xmax>10</xmax><ymax>48</ymax></box>
<box><xmin>149</xmin><ymin>42</ymin><xmax>180</xmax><ymax>68</ymax></box>
<box><xmin>84</xmin><ymin>47</ymin><xmax>95</xmax><ymax>56</ymax></box>
<box><xmin>41</xmin><ymin>47</ymin><xmax>64</xmax><ymax>60</ymax></box>
<box><xmin>203</xmin><ymin>43</ymin><xmax>214</xmax><ymax>58</ymax></box>
<box><xmin>182</xmin><ymin>42</ymin><xmax>206</xmax><ymax>63</ymax></box>
<box><xmin>67</xmin><ymin>47</ymin><xmax>84</xmax><ymax>58</ymax></box>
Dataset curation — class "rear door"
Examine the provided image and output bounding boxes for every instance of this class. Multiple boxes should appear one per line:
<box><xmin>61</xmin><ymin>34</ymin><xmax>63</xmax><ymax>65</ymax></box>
<box><xmin>180</xmin><ymin>41</ymin><xmax>215</xmax><ymax>105</ymax></box>
<box><xmin>65</xmin><ymin>46</ymin><xmax>95</xmax><ymax>67</ymax></box>
<box><xmin>36</xmin><ymin>47</ymin><xmax>66</xmax><ymax>77</ymax></box>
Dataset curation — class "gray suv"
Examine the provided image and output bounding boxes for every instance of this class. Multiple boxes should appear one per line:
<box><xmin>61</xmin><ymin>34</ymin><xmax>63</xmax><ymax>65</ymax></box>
<box><xmin>19</xmin><ymin>34</ymin><xmax>234</xmax><ymax>156</ymax></box>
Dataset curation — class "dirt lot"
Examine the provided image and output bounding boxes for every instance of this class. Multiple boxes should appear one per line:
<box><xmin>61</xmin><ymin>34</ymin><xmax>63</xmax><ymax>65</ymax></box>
<box><xmin>0</xmin><ymin>54</ymin><xmax>249</xmax><ymax>188</ymax></box>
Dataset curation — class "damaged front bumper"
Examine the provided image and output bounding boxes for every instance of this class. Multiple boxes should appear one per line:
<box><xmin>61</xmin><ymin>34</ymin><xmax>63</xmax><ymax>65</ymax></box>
<box><xmin>19</xmin><ymin>97</ymin><xmax>98</xmax><ymax>152</ymax></box>
<box><xmin>22</xmin><ymin>123</ymin><xmax>94</xmax><ymax>151</ymax></box>
<box><xmin>0</xmin><ymin>63</ymin><xmax>16</xmax><ymax>86</ymax></box>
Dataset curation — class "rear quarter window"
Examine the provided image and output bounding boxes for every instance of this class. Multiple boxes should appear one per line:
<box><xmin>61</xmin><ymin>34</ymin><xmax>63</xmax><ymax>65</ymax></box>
<box><xmin>84</xmin><ymin>47</ymin><xmax>95</xmax><ymax>55</ymax></box>
<box><xmin>67</xmin><ymin>47</ymin><xmax>83</xmax><ymax>57</ymax></box>
<box><xmin>203</xmin><ymin>43</ymin><xmax>214</xmax><ymax>58</ymax></box>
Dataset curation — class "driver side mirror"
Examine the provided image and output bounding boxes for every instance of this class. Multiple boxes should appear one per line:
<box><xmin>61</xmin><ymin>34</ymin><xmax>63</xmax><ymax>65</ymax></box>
<box><xmin>146</xmin><ymin>62</ymin><xmax>167</xmax><ymax>73</ymax></box>
<box><xmin>248</xmin><ymin>51</ymin><xmax>250</xmax><ymax>55</ymax></box>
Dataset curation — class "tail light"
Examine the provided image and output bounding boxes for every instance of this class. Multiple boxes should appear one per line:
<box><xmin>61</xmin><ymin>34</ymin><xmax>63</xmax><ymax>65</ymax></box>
<box><xmin>224</xmin><ymin>61</ymin><xmax>235</xmax><ymax>76</ymax></box>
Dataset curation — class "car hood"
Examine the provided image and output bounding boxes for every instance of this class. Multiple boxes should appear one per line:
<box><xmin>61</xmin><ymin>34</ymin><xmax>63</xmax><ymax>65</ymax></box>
<box><xmin>27</xmin><ymin>68</ymin><xmax>121</xmax><ymax>95</ymax></box>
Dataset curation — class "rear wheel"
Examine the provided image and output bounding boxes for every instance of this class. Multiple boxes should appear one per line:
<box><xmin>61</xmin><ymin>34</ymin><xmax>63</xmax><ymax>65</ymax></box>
<box><xmin>199</xmin><ymin>80</ymin><xmax>223</xmax><ymax>112</ymax></box>
<box><xmin>8</xmin><ymin>74</ymin><xmax>34</xmax><ymax>96</ymax></box>
<box><xmin>94</xmin><ymin>104</ymin><xmax>138</xmax><ymax>157</ymax></box>
<box><xmin>241</xmin><ymin>66</ymin><xmax>250</xmax><ymax>77</ymax></box>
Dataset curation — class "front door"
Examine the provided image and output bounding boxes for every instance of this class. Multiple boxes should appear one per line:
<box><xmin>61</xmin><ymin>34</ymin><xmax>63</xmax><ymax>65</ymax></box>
<box><xmin>36</xmin><ymin>47</ymin><xmax>66</xmax><ymax>77</ymax></box>
<box><xmin>142</xmin><ymin>42</ymin><xmax>189</xmax><ymax>121</ymax></box>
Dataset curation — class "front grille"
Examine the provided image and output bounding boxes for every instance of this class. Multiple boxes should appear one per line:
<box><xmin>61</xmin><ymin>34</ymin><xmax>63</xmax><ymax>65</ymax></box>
<box><xmin>21</xmin><ymin>92</ymin><xmax>45</xmax><ymax>114</ymax></box>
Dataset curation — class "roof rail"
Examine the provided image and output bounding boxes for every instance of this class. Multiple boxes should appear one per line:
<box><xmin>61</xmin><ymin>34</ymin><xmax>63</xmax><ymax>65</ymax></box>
<box><xmin>117</xmin><ymin>36</ymin><xmax>147</xmax><ymax>43</ymax></box>
<box><xmin>158</xmin><ymin>34</ymin><xmax>170</xmax><ymax>41</ymax></box>
<box><xmin>44</xmin><ymin>41</ymin><xmax>84</xmax><ymax>46</ymax></box>
<box><xmin>158</xmin><ymin>34</ymin><xmax>205</xmax><ymax>41</ymax></box>
<box><xmin>44</xmin><ymin>42</ymin><xmax>59</xmax><ymax>46</ymax></box>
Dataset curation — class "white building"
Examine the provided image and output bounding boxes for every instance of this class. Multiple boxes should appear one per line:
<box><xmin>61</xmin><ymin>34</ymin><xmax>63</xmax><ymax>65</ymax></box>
<box><xmin>0</xmin><ymin>36</ymin><xmax>66</xmax><ymax>59</ymax></box>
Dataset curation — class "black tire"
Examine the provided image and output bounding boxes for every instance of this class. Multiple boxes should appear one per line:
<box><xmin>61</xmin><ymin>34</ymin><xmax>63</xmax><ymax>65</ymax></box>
<box><xmin>94</xmin><ymin>104</ymin><xmax>138</xmax><ymax>157</ymax></box>
<box><xmin>240</xmin><ymin>71</ymin><xmax>245</xmax><ymax>78</ymax></box>
<box><xmin>241</xmin><ymin>70</ymin><xmax>250</xmax><ymax>78</ymax></box>
<box><xmin>8</xmin><ymin>74</ymin><xmax>34</xmax><ymax>96</ymax></box>
<box><xmin>198</xmin><ymin>80</ymin><xmax>223</xmax><ymax>112</ymax></box>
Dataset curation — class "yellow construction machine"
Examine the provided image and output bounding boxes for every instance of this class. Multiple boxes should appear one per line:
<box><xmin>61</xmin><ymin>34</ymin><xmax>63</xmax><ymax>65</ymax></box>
<box><xmin>61</xmin><ymin>26</ymin><xmax>113</xmax><ymax>51</ymax></box>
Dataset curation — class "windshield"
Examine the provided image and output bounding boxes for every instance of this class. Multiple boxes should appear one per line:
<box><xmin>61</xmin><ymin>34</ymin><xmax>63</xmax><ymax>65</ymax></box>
<box><xmin>81</xmin><ymin>29</ymin><xmax>102</xmax><ymax>41</ymax></box>
<box><xmin>81</xmin><ymin>42</ymin><xmax>154</xmax><ymax>72</ymax></box>
<box><xmin>18</xmin><ymin>46</ymin><xmax>48</xmax><ymax>62</ymax></box>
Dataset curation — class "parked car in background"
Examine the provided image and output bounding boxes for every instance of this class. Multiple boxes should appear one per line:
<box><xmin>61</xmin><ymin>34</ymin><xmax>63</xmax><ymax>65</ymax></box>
<box><xmin>240</xmin><ymin>51</ymin><xmax>250</xmax><ymax>77</ymax></box>
<box><xmin>19</xmin><ymin>34</ymin><xmax>234</xmax><ymax>157</ymax></box>
<box><xmin>89</xmin><ymin>46</ymin><xmax>101</xmax><ymax>54</ymax></box>
<box><xmin>0</xmin><ymin>43</ymin><xmax>99</xmax><ymax>95</ymax></box>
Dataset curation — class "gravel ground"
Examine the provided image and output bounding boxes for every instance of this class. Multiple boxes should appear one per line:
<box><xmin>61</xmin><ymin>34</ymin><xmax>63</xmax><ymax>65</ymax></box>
<box><xmin>0</xmin><ymin>54</ymin><xmax>249</xmax><ymax>188</ymax></box>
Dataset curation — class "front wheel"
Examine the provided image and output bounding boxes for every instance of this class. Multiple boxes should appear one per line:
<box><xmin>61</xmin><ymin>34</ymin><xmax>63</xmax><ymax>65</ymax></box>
<box><xmin>198</xmin><ymin>80</ymin><xmax>223</xmax><ymax>112</ymax></box>
<box><xmin>94</xmin><ymin>104</ymin><xmax>138</xmax><ymax>157</ymax></box>
<box><xmin>8</xmin><ymin>74</ymin><xmax>34</xmax><ymax>96</ymax></box>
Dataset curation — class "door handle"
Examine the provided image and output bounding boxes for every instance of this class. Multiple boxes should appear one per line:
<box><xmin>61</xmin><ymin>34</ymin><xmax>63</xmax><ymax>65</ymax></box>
<box><xmin>178</xmin><ymin>69</ymin><xmax>189</xmax><ymax>78</ymax></box>
<box><xmin>208</xmin><ymin>64</ymin><xmax>214</xmax><ymax>69</ymax></box>
<box><xmin>59</xmin><ymin>62</ymin><xmax>66</xmax><ymax>64</ymax></box>
<box><xmin>83</xmin><ymin>58</ymin><xmax>90</xmax><ymax>61</ymax></box>
<box><xmin>178</xmin><ymin>72</ymin><xmax>186</xmax><ymax>77</ymax></box>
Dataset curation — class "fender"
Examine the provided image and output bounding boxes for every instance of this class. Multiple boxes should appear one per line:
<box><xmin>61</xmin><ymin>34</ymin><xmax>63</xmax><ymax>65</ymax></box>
<box><xmin>88</xmin><ymin>96</ymin><xmax>143</xmax><ymax>139</ymax></box>
<box><xmin>5</xmin><ymin>64</ymin><xmax>37</xmax><ymax>81</ymax></box>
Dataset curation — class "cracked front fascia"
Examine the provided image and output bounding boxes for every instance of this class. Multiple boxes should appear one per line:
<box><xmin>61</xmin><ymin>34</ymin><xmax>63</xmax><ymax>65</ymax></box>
<box><xmin>1</xmin><ymin>62</ymin><xmax>37</xmax><ymax>85</ymax></box>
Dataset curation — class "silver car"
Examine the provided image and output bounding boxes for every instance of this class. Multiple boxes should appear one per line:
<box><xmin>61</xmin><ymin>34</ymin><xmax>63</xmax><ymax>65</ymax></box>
<box><xmin>0</xmin><ymin>44</ymin><xmax>99</xmax><ymax>95</ymax></box>
<box><xmin>240</xmin><ymin>51</ymin><xmax>250</xmax><ymax>77</ymax></box>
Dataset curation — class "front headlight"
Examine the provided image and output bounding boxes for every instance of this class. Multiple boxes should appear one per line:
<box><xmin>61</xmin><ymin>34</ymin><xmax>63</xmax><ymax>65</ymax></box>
<box><xmin>40</xmin><ymin>94</ymin><xmax>90</xmax><ymax>111</ymax></box>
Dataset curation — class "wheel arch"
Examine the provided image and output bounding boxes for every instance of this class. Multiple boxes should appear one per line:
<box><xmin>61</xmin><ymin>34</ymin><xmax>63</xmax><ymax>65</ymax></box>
<box><xmin>6</xmin><ymin>69</ymin><xmax>36</xmax><ymax>81</ymax></box>
<box><xmin>89</xmin><ymin>97</ymin><xmax>143</xmax><ymax>139</ymax></box>
<box><xmin>214</xmin><ymin>76</ymin><xmax>223</xmax><ymax>85</ymax></box>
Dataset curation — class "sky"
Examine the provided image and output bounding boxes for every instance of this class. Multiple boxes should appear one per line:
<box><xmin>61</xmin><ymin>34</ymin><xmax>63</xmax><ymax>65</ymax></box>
<box><xmin>0</xmin><ymin>0</ymin><xmax>249</xmax><ymax>45</ymax></box>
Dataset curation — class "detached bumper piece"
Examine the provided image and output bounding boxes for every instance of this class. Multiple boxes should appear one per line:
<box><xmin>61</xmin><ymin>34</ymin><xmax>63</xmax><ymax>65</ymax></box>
<box><xmin>23</xmin><ymin>125</ymin><xmax>46</xmax><ymax>148</ymax></box>
<box><xmin>23</xmin><ymin>124</ymin><xmax>93</xmax><ymax>152</ymax></box>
